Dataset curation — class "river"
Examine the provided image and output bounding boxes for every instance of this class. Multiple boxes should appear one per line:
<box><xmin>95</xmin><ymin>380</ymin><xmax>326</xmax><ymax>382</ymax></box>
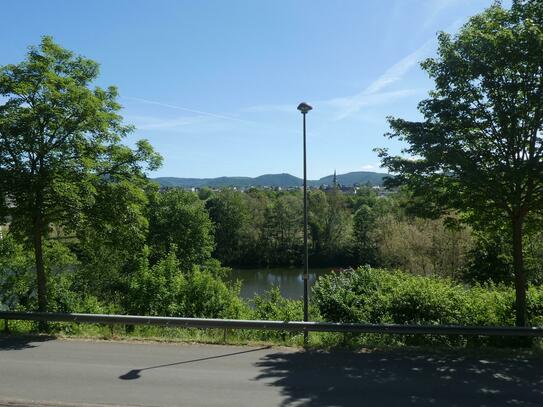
<box><xmin>228</xmin><ymin>267</ymin><xmax>337</xmax><ymax>300</ymax></box>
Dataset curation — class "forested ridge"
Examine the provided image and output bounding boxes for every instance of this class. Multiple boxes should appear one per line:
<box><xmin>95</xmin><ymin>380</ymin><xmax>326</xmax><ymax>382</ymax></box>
<box><xmin>153</xmin><ymin>171</ymin><xmax>386</xmax><ymax>188</ymax></box>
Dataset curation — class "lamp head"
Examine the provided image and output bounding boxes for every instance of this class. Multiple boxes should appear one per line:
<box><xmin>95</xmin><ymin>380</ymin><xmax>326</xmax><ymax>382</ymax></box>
<box><xmin>297</xmin><ymin>102</ymin><xmax>312</xmax><ymax>114</ymax></box>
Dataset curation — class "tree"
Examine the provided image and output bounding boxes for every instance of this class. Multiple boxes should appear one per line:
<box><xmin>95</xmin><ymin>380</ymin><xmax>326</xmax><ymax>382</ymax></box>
<box><xmin>378</xmin><ymin>1</ymin><xmax>543</xmax><ymax>326</ymax></box>
<box><xmin>148</xmin><ymin>188</ymin><xmax>214</xmax><ymax>269</ymax></box>
<box><xmin>0</xmin><ymin>37</ymin><xmax>161</xmax><ymax>313</ymax></box>
<box><xmin>73</xmin><ymin>179</ymin><xmax>154</xmax><ymax>303</ymax></box>
<box><xmin>206</xmin><ymin>190</ymin><xmax>248</xmax><ymax>265</ymax></box>
<box><xmin>352</xmin><ymin>204</ymin><xmax>378</xmax><ymax>265</ymax></box>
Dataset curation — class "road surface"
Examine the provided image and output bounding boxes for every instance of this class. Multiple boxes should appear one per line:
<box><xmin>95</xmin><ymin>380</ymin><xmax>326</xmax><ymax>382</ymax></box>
<box><xmin>1</xmin><ymin>336</ymin><xmax>542</xmax><ymax>406</ymax></box>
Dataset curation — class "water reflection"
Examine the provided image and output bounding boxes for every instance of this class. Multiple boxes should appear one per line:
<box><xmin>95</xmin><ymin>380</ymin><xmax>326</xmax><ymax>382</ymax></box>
<box><xmin>228</xmin><ymin>268</ymin><xmax>334</xmax><ymax>300</ymax></box>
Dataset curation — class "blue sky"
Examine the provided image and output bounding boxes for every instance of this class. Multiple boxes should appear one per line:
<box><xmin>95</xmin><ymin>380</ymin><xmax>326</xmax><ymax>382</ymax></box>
<box><xmin>1</xmin><ymin>0</ymin><xmax>502</xmax><ymax>179</ymax></box>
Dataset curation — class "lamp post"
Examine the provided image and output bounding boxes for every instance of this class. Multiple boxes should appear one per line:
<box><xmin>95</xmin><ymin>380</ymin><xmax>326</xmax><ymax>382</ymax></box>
<box><xmin>297</xmin><ymin>102</ymin><xmax>312</xmax><ymax>345</ymax></box>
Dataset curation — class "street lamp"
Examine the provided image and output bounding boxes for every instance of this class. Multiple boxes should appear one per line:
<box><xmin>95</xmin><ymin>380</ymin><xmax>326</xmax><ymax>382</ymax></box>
<box><xmin>297</xmin><ymin>102</ymin><xmax>312</xmax><ymax>344</ymax></box>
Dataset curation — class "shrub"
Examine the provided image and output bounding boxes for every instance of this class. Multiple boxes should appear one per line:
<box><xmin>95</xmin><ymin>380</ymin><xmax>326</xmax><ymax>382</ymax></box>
<box><xmin>312</xmin><ymin>268</ymin><xmax>394</xmax><ymax>323</ymax></box>
<box><xmin>252</xmin><ymin>286</ymin><xmax>304</xmax><ymax>322</ymax></box>
<box><xmin>183</xmin><ymin>264</ymin><xmax>245</xmax><ymax>319</ymax></box>
<box><xmin>250</xmin><ymin>286</ymin><xmax>304</xmax><ymax>341</ymax></box>
<box><xmin>128</xmin><ymin>250</ymin><xmax>245</xmax><ymax>319</ymax></box>
<box><xmin>313</xmin><ymin>266</ymin><xmax>543</xmax><ymax>346</ymax></box>
<box><xmin>388</xmin><ymin>277</ymin><xmax>467</xmax><ymax>325</ymax></box>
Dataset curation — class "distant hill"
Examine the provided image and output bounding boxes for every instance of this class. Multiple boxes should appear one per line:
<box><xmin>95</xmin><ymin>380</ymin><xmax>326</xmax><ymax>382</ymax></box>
<box><xmin>153</xmin><ymin>171</ymin><xmax>388</xmax><ymax>188</ymax></box>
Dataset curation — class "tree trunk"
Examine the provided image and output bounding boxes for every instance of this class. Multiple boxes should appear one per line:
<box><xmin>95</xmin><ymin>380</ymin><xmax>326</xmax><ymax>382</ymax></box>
<box><xmin>33</xmin><ymin>219</ymin><xmax>47</xmax><ymax>314</ymax></box>
<box><xmin>512</xmin><ymin>216</ymin><xmax>527</xmax><ymax>327</ymax></box>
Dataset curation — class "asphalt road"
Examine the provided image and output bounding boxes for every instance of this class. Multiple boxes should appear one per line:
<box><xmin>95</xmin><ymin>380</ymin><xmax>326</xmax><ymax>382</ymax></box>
<box><xmin>1</xmin><ymin>336</ymin><xmax>542</xmax><ymax>407</ymax></box>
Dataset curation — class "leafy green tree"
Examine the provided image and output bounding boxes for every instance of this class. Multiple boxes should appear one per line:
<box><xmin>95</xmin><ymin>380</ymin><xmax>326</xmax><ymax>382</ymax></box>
<box><xmin>352</xmin><ymin>204</ymin><xmax>378</xmax><ymax>265</ymax></box>
<box><xmin>240</xmin><ymin>189</ymin><xmax>270</xmax><ymax>266</ymax></box>
<box><xmin>72</xmin><ymin>180</ymin><xmax>153</xmax><ymax>304</ymax></box>
<box><xmin>373</xmin><ymin>214</ymin><xmax>473</xmax><ymax>278</ymax></box>
<box><xmin>308</xmin><ymin>188</ymin><xmax>353</xmax><ymax>265</ymax></box>
<box><xmin>323</xmin><ymin>188</ymin><xmax>352</xmax><ymax>260</ymax></box>
<box><xmin>308</xmin><ymin>190</ymin><xmax>329</xmax><ymax>253</ymax></box>
<box><xmin>148</xmin><ymin>188</ymin><xmax>214</xmax><ymax>269</ymax></box>
<box><xmin>206</xmin><ymin>190</ymin><xmax>249</xmax><ymax>265</ymax></box>
<box><xmin>0</xmin><ymin>37</ymin><xmax>161</xmax><ymax>313</ymax></box>
<box><xmin>273</xmin><ymin>193</ymin><xmax>303</xmax><ymax>261</ymax></box>
<box><xmin>378</xmin><ymin>1</ymin><xmax>543</xmax><ymax>326</ymax></box>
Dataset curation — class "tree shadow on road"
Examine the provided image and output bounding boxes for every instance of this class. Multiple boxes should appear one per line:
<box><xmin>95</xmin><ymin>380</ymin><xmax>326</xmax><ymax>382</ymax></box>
<box><xmin>0</xmin><ymin>334</ymin><xmax>56</xmax><ymax>351</ymax></box>
<box><xmin>254</xmin><ymin>348</ymin><xmax>543</xmax><ymax>407</ymax></box>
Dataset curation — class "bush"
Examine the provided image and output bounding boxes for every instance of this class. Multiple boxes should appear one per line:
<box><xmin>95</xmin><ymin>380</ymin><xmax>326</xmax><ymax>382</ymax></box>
<box><xmin>0</xmin><ymin>236</ymin><xmax>104</xmax><ymax>314</ymax></box>
<box><xmin>388</xmin><ymin>277</ymin><xmax>467</xmax><ymax>325</ymax></box>
<box><xmin>311</xmin><ymin>268</ymin><xmax>394</xmax><ymax>324</ymax></box>
<box><xmin>250</xmin><ymin>286</ymin><xmax>304</xmax><ymax>342</ymax></box>
<box><xmin>128</xmin><ymin>250</ymin><xmax>245</xmax><ymax>319</ymax></box>
<box><xmin>252</xmin><ymin>286</ymin><xmax>304</xmax><ymax>322</ymax></box>
<box><xmin>0</xmin><ymin>234</ymin><xmax>35</xmax><ymax>311</ymax></box>
<box><xmin>313</xmin><ymin>266</ymin><xmax>543</xmax><ymax>346</ymax></box>
<box><xmin>183</xmin><ymin>265</ymin><xmax>245</xmax><ymax>319</ymax></box>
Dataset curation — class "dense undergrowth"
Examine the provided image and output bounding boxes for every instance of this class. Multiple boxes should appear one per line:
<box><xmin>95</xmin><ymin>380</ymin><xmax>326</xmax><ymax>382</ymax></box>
<box><xmin>3</xmin><ymin>263</ymin><xmax>543</xmax><ymax>349</ymax></box>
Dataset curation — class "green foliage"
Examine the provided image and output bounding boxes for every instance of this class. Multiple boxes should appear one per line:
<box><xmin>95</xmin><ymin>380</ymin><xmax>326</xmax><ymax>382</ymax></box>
<box><xmin>251</xmin><ymin>286</ymin><xmax>305</xmax><ymax>341</ymax></box>
<box><xmin>0</xmin><ymin>234</ymin><xmax>35</xmax><ymax>310</ymax></box>
<box><xmin>0</xmin><ymin>234</ymin><xmax>104</xmax><ymax>314</ymax></box>
<box><xmin>206</xmin><ymin>189</ymin><xmax>250</xmax><ymax>265</ymax></box>
<box><xmin>465</xmin><ymin>226</ymin><xmax>543</xmax><ymax>285</ymax></box>
<box><xmin>252</xmin><ymin>286</ymin><xmax>304</xmax><ymax>322</ymax></box>
<box><xmin>205</xmin><ymin>187</ymin><xmax>358</xmax><ymax>268</ymax></box>
<box><xmin>374</xmin><ymin>215</ymin><xmax>473</xmax><ymax>278</ymax></box>
<box><xmin>464</xmin><ymin>230</ymin><xmax>514</xmax><ymax>284</ymax></box>
<box><xmin>308</xmin><ymin>189</ymin><xmax>352</xmax><ymax>265</ymax></box>
<box><xmin>313</xmin><ymin>267</ymin><xmax>543</xmax><ymax>345</ymax></box>
<box><xmin>0</xmin><ymin>36</ymin><xmax>161</xmax><ymax>312</ymax></box>
<box><xmin>183</xmin><ymin>265</ymin><xmax>245</xmax><ymax>319</ymax></box>
<box><xmin>128</xmin><ymin>250</ymin><xmax>244</xmax><ymax>319</ymax></box>
<box><xmin>148</xmin><ymin>189</ymin><xmax>214</xmax><ymax>268</ymax></box>
<box><xmin>388</xmin><ymin>276</ymin><xmax>466</xmax><ymax>325</ymax></box>
<box><xmin>128</xmin><ymin>250</ymin><xmax>187</xmax><ymax>316</ymax></box>
<box><xmin>379</xmin><ymin>2</ymin><xmax>543</xmax><ymax>224</ymax></box>
<box><xmin>377</xmin><ymin>1</ymin><xmax>543</xmax><ymax>325</ymax></box>
<box><xmin>312</xmin><ymin>268</ymin><xmax>388</xmax><ymax>324</ymax></box>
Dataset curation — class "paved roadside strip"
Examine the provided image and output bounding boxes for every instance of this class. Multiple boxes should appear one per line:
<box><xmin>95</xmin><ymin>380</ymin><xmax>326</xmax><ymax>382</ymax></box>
<box><xmin>0</xmin><ymin>337</ymin><xmax>288</xmax><ymax>407</ymax></box>
<box><xmin>1</xmin><ymin>336</ymin><xmax>542</xmax><ymax>406</ymax></box>
<box><xmin>0</xmin><ymin>399</ymin><xmax>147</xmax><ymax>407</ymax></box>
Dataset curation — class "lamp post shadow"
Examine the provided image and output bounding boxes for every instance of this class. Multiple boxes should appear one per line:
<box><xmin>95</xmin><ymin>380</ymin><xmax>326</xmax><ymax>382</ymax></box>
<box><xmin>119</xmin><ymin>346</ymin><xmax>271</xmax><ymax>380</ymax></box>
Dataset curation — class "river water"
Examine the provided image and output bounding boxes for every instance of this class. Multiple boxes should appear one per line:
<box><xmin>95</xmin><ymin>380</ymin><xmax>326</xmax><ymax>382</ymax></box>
<box><xmin>228</xmin><ymin>267</ymin><xmax>336</xmax><ymax>300</ymax></box>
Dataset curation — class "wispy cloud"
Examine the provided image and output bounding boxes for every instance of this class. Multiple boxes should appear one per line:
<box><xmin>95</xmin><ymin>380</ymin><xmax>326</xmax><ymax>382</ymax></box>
<box><xmin>328</xmin><ymin>38</ymin><xmax>434</xmax><ymax>120</ymax></box>
<box><xmin>123</xmin><ymin>96</ymin><xmax>257</xmax><ymax>125</ymax></box>
<box><xmin>421</xmin><ymin>0</ymin><xmax>465</xmax><ymax>30</ymax></box>
<box><xmin>241</xmin><ymin>103</ymin><xmax>296</xmax><ymax>114</ymax></box>
<box><xmin>367</xmin><ymin>40</ymin><xmax>433</xmax><ymax>94</ymax></box>
<box><xmin>124</xmin><ymin>114</ymin><xmax>210</xmax><ymax>131</ymax></box>
<box><xmin>240</xmin><ymin>37</ymin><xmax>434</xmax><ymax>121</ymax></box>
<box><xmin>240</xmin><ymin>10</ymin><xmax>471</xmax><ymax>122</ymax></box>
<box><xmin>123</xmin><ymin>96</ymin><xmax>303</xmax><ymax>136</ymax></box>
<box><xmin>327</xmin><ymin>89</ymin><xmax>423</xmax><ymax>115</ymax></box>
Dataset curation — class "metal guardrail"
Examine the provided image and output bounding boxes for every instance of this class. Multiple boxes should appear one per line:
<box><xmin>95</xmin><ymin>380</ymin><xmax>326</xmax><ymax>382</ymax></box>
<box><xmin>2</xmin><ymin>311</ymin><xmax>543</xmax><ymax>337</ymax></box>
